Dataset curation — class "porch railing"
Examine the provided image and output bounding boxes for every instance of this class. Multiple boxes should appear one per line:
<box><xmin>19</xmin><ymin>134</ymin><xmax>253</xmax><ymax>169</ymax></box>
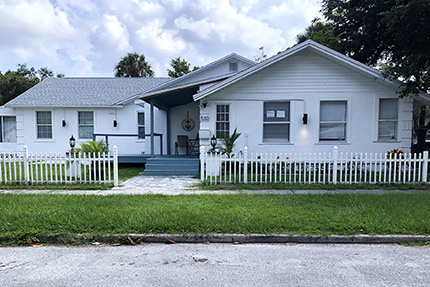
<box><xmin>200</xmin><ymin>146</ymin><xmax>429</xmax><ymax>185</ymax></box>
<box><xmin>0</xmin><ymin>146</ymin><xmax>119</xmax><ymax>186</ymax></box>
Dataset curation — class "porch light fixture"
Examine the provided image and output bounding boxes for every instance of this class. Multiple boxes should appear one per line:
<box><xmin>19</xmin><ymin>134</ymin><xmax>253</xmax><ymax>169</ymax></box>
<box><xmin>113</xmin><ymin>119</ymin><xmax>118</xmax><ymax>127</ymax></box>
<box><xmin>210</xmin><ymin>135</ymin><xmax>217</xmax><ymax>151</ymax></box>
<box><xmin>62</xmin><ymin>119</ymin><xmax>66</xmax><ymax>127</ymax></box>
<box><xmin>302</xmin><ymin>113</ymin><xmax>308</xmax><ymax>125</ymax></box>
<box><xmin>69</xmin><ymin>135</ymin><xmax>76</xmax><ymax>152</ymax></box>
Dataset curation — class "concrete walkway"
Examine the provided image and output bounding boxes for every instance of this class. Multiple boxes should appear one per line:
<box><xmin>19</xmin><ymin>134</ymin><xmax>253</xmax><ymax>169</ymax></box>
<box><xmin>0</xmin><ymin>175</ymin><xmax>429</xmax><ymax>195</ymax></box>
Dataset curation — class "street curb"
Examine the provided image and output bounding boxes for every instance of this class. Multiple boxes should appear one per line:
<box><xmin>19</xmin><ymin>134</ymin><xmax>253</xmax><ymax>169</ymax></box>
<box><xmin>35</xmin><ymin>234</ymin><xmax>430</xmax><ymax>245</ymax></box>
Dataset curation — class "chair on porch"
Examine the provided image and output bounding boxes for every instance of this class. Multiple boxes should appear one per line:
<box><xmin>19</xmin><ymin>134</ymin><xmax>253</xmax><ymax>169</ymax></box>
<box><xmin>175</xmin><ymin>135</ymin><xmax>188</xmax><ymax>155</ymax></box>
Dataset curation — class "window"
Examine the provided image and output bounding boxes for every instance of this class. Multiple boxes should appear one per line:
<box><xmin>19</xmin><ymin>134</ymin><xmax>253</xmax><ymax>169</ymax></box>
<box><xmin>263</xmin><ymin>102</ymin><xmax>290</xmax><ymax>143</ymax></box>
<box><xmin>138</xmin><ymin>112</ymin><xmax>145</xmax><ymax>139</ymax></box>
<box><xmin>36</xmin><ymin>111</ymin><xmax>52</xmax><ymax>139</ymax></box>
<box><xmin>378</xmin><ymin>99</ymin><xmax>398</xmax><ymax>141</ymax></box>
<box><xmin>320</xmin><ymin>101</ymin><xmax>347</xmax><ymax>141</ymax></box>
<box><xmin>229</xmin><ymin>62</ymin><xmax>238</xmax><ymax>72</ymax></box>
<box><xmin>216</xmin><ymin>104</ymin><xmax>229</xmax><ymax>138</ymax></box>
<box><xmin>0</xmin><ymin>116</ymin><xmax>16</xmax><ymax>142</ymax></box>
<box><xmin>78</xmin><ymin>111</ymin><xmax>94</xmax><ymax>139</ymax></box>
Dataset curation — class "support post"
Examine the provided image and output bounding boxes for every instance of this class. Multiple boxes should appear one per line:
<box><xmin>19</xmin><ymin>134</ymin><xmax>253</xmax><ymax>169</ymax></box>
<box><xmin>423</xmin><ymin>151</ymin><xmax>428</xmax><ymax>183</ymax></box>
<box><xmin>243</xmin><ymin>146</ymin><xmax>248</xmax><ymax>183</ymax></box>
<box><xmin>113</xmin><ymin>145</ymin><xmax>119</xmax><ymax>187</ymax></box>
<box><xmin>166</xmin><ymin>109</ymin><xmax>170</xmax><ymax>155</ymax></box>
<box><xmin>200</xmin><ymin>146</ymin><xmax>206</xmax><ymax>181</ymax></box>
<box><xmin>23</xmin><ymin>145</ymin><xmax>29</xmax><ymax>184</ymax></box>
<box><xmin>333</xmin><ymin>146</ymin><xmax>338</xmax><ymax>184</ymax></box>
<box><xmin>150</xmin><ymin>100</ymin><xmax>155</xmax><ymax>156</ymax></box>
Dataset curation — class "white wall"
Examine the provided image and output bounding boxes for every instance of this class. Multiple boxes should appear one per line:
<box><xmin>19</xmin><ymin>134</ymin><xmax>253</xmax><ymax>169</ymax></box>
<box><xmin>13</xmin><ymin>101</ymin><xmax>149</xmax><ymax>154</ymax></box>
<box><xmin>200</xmin><ymin>49</ymin><xmax>413</xmax><ymax>155</ymax></box>
<box><xmin>169</xmin><ymin>102</ymin><xmax>199</xmax><ymax>154</ymax></box>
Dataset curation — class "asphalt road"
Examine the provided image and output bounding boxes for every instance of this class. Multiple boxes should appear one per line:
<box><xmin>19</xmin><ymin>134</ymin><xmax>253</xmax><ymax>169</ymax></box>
<box><xmin>1</xmin><ymin>244</ymin><xmax>429</xmax><ymax>287</ymax></box>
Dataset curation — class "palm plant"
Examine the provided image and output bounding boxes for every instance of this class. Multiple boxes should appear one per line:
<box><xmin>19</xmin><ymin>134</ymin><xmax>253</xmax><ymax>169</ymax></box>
<box><xmin>220</xmin><ymin>128</ymin><xmax>241</xmax><ymax>158</ymax></box>
<box><xmin>75</xmin><ymin>140</ymin><xmax>109</xmax><ymax>156</ymax></box>
<box><xmin>114</xmin><ymin>52</ymin><xmax>154</xmax><ymax>77</ymax></box>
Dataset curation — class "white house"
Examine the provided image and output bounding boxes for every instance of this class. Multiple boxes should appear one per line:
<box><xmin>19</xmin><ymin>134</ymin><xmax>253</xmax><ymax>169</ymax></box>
<box><xmin>142</xmin><ymin>40</ymin><xmax>426</xmax><ymax>156</ymax></box>
<box><xmin>1</xmin><ymin>40</ymin><xmax>428</xmax><ymax>164</ymax></box>
<box><xmin>2</xmin><ymin>77</ymin><xmax>171</xmax><ymax>155</ymax></box>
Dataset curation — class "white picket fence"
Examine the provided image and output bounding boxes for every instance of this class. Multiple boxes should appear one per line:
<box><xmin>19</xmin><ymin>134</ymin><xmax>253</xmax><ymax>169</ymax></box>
<box><xmin>0</xmin><ymin>145</ymin><xmax>119</xmax><ymax>186</ymax></box>
<box><xmin>200</xmin><ymin>146</ymin><xmax>430</xmax><ymax>185</ymax></box>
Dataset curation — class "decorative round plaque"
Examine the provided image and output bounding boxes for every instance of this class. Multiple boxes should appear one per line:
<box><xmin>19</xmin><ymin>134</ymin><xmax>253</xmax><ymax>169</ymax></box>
<box><xmin>182</xmin><ymin>112</ymin><xmax>195</xmax><ymax>131</ymax></box>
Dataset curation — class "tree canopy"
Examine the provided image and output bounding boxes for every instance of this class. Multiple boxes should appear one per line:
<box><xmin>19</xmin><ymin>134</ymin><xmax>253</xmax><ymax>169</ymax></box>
<box><xmin>296</xmin><ymin>18</ymin><xmax>342</xmax><ymax>53</ymax></box>
<box><xmin>114</xmin><ymin>52</ymin><xmax>154</xmax><ymax>77</ymax></box>
<box><xmin>0</xmin><ymin>64</ymin><xmax>63</xmax><ymax>105</ymax></box>
<box><xmin>321</xmin><ymin>0</ymin><xmax>430</xmax><ymax>96</ymax></box>
<box><xmin>167</xmin><ymin>57</ymin><xmax>199</xmax><ymax>78</ymax></box>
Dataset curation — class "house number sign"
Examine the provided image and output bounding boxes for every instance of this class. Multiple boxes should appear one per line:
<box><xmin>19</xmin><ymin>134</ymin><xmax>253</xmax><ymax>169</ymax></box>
<box><xmin>200</xmin><ymin>115</ymin><xmax>209</xmax><ymax>121</ymax></box>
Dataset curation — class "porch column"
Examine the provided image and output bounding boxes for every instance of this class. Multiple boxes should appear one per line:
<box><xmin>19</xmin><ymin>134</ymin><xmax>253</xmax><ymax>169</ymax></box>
<box><xmin>150</xmin><ymin>99</ymin><xmax>155</xmax><ymax>156</ymax></box>
<box><xmin>166</xmin><ymin>108</ymin><xmax>171</xmax><ymax>155</ymax></box>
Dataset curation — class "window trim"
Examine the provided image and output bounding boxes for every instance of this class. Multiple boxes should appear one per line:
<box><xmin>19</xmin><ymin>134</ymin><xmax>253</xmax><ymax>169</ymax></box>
<box><xmin>262</xmin><ymin>101</ymin><xmax>290</xmax><ymax>144</ymax></box>
<box><xmin>137</xmin><ymin>111</ymin><xmax>145</xmax><ymax>139</ymax></box>
<box><xmin>36</xmin><ymin>111</ymin><xmax>53</xmax><ymax>140</ymax></box>
<box><xmin>319</xmin><ymin>100</ymin><xmax>347</xmax><ymax>142</ymax></box>
<box><xmin>229</xmin><ymin>62</ymin><xmax>238</xmax><ymax>72</ymax></box>
<box><xmin>377</xmin><ymin>98</ymin><xmax>398</xmax><ymax>141</ymax></box>
<box><xmin>0</xmin><ymin>116</ymin><xmax>17</xmax><ymax>143</ymax></box>
<box><xmin>216</xmin><ymin>104</ymin><xmax>230</xmax><ymax>139</ymax></box>
<box><xmin>78</xmin><ymin>111</ymin><xmax>94</xmax><ymax>140</ymax></box>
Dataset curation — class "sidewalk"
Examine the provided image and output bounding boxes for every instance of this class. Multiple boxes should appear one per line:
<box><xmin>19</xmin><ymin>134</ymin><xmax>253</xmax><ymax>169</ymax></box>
<box><xmin>0</xmin><ymin>175</ymin><xmax>429</xmax><ymax>195</ymax></box>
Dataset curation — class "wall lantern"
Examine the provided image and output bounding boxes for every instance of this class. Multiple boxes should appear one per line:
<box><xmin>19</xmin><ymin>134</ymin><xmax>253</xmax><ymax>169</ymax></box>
<box><xmin>69</xmin><ymin>135</ymin><xmax>76</xmax><ymax>152</ymax></box>
<box><xmin>302</xmin><ymin>113</ymin><xmax>308</xmax><ymax>125</ymax></box>
<box><xmin>113</xmin><ymin>119</ymin><xmax>118</xmax><ymax>127</ymax></box>
<box><xmin>62</xmin><ymin>119</ymin><xmax>66</xmax><ymax>127</ymax></box>
<box><xmin>210</xmin><ymin>135</ymin><xmax>217</xmax><ymax>151</ymax></box>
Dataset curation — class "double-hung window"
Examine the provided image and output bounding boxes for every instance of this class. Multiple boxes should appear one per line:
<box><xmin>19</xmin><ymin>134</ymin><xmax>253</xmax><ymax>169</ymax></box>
<box><xmin>378</xmin><ymin>99</ymin><xmax>398</xmax><ymax>141</ymax></box>
<box><xmin>263</xmin><ymin>102</ymin><xmax>290</xmax><ymax>143</ymax></box>
<box><xmin>216</xmin><ymin>104</ymin><xmax>230</xmax><ymax>138</ymax></box>
<box><xmin>78</xmin><ymin>111</ymin><xmax>94</xmax><ymax>139</ymax></box>
<box><xmin>319</xmin><ymin>101</ymin><xmax>347</xmax><ymax>141</ymax></box>
<box><xmin>0</xmin><ymin>116</ymin><xmax>16</xmax><ymax>142</ymax></box>
<box><xmin>138</xmin><ymin>112</ymin><xmax>145</xmax><ymax>139</ymax></box>
<box><xmin>36</xmin><ymin>111</ymin><xmax>52</xmax><ymax>139</ymax></box>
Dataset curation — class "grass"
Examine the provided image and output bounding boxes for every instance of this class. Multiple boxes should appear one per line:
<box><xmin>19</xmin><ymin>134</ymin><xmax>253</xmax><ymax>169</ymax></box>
<box><xmin>1</xmin><ymin>193</ymin><xmax>430</xmax><ymax>245</ymax></box>
<box><xmin>118</xmin><ymin>167</ymin><xmax>142</xmax><ymax>183</ymax></box>
<box><xmin>0</xmin><ymin>167</ymin><xmax>142</xmax><ymax>190</ymax></box>
<box><xmin>199</xmin><ymin>182</ymin><xmax>430</xmax><ymax>190</ymax></box>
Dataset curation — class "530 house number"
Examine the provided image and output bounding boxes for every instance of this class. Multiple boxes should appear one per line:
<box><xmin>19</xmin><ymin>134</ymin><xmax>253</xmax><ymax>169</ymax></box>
<box><xmin>200</xmin><ymin>115</ymin><xmax>209</xmax><ymax>121</ymax></box>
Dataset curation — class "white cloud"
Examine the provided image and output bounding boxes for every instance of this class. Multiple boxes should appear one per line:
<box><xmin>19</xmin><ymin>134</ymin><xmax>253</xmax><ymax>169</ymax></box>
<box><xmin>0</xmin><ymin>0</ymin><xmax>323</xmax><ymax>77</ymax></box>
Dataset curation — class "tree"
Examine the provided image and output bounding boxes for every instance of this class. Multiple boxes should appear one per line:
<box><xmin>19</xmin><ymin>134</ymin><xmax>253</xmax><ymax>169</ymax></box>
<box><xmin>0</xmin><ymin>71</ymin><xmax>39</xmax><ymax>105</ymax></box>
<box><xmin>321</xmin><ymin>0</ymin><xmax>429</xmax><ymax>96</ymax></box>
<box><xmin>114</xmin><ymin>52</ymin><xmax>154</xmax><ymax>77</ymax></box>
<box><xmin>321</xmin><ymin>0</ymin><xmax>430</xmax><ymax>152</ymax></box>
<box><xmin>296</xmin><ymin>18</ymin><xmax>342</xmax><ymax>52</ymax></box>
<box><xmin>0</xmin><ymin>64</ymin><xmax>64</xmax><ymax>105</ymax></box>
<box><xmin>38</xmin><ymin>67</ymin><xmax>54</xmax><ymax>80</ymax></box>
<box><xmin>253</xmin><ymin>47</ymin><xmax>267</xmax><ymax>62</ymax></box>
<box><xmin>167</xmin><ymin>57</ymin><xmax>199</xmax><ymax>77</ymax></box>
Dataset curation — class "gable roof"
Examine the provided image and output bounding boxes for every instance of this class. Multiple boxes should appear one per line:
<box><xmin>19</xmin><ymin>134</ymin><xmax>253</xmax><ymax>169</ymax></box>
<box><xmin>194</xmin><ymin>40</ymin><xmax>402</xmax><ymax>101</ymax></box>
<box><xmin>142</xmin><ymin>53</ymin><xmax>255</xmax><ymax>99</ymax></box>
<box><xmin>5</xmin><ymin>77</ymin><xmax>172</xmax><ymax>108</ymax></box>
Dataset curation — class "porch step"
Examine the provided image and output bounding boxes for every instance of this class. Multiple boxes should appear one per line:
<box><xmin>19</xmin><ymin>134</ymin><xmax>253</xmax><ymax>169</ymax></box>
<box><xmin>143</xmin><ymin>157</ymin><xmax>200</xmax><ymax>176</ymax></box>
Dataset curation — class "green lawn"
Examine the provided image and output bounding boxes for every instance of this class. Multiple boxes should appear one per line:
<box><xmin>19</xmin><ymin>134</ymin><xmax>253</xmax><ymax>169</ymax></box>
<box><xmin>0</xmin><ymin>167</ymin><xmax>142</xmax><ymax>190</ymax></box>
<box><xmin>1</xmin><ymin>193</ymin><xmax>430</xmax><ymax>245</ymax></box>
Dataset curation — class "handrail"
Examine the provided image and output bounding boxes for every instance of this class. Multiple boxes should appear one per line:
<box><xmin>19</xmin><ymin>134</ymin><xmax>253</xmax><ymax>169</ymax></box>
<box><xmin>93</xmin><ymin>133</ymin><xmax>163</xmax><ymax>155</ymax></box>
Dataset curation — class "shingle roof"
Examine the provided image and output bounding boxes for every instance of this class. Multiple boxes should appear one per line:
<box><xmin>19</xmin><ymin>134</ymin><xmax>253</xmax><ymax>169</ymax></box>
<box><xmin>5</xmin><ymin>77</ymin><xmax>172</xmax><ymax>107</ymax></box>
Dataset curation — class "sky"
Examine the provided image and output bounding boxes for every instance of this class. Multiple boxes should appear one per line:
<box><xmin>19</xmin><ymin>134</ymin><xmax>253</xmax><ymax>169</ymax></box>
<box><xmin>0</xmin><ymin>0</ymin><xmax>322</xmax><ymax>77</ymax></box>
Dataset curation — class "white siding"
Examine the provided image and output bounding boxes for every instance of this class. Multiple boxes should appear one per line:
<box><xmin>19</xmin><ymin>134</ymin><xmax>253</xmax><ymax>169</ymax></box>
<box><xmin>203</xmin><ymin>50</ymin><xmax>413</xmax><ymax>154</ymax></box>
<box><xmin>15</xmin><ymin>102</ymin><xmax>148</xmax><ymax>154</ymax></box>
